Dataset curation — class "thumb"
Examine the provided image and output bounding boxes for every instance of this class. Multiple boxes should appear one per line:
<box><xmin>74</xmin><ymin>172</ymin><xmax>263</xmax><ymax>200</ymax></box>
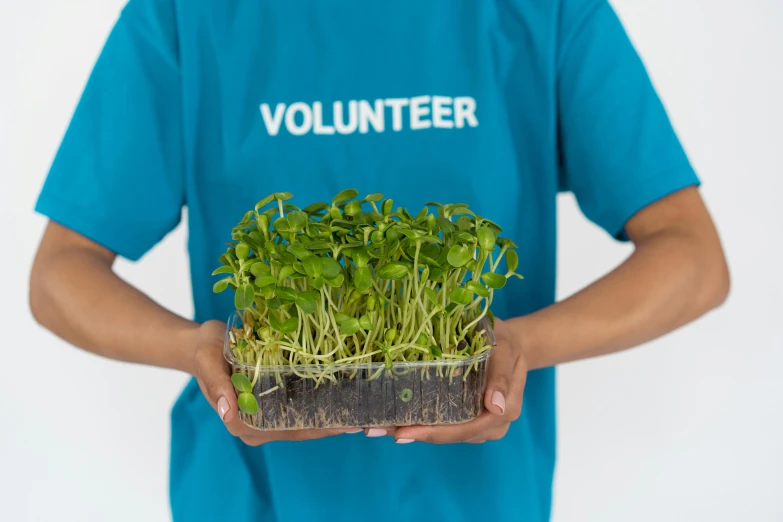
<box><xmin>483</xmin><ymin>332</ymin><xmax>516</xmax><ymax>416</ymax></box>
<box><xmin>194</xmin><ymin>322</ymin><xmax>239</xmax><ymax>425</ymax></box>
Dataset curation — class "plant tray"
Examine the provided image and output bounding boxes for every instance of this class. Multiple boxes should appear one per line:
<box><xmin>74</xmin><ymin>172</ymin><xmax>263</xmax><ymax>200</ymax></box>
<box><xmin>224</xmin><ymin>313</ymin><xmax>496</xmax><ymax>430</ymax></box>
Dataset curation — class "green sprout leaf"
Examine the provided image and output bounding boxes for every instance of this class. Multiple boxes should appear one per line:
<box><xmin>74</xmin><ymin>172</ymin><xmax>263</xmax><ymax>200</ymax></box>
<box><xmin>334</xmin><ymin>312</ymin><xmax>351</xmax><ymax>324</ymax></box>
<box><xmin>449</xmin><ymin>287</ymin><xmax>473</xmax><ymax>305</ymax></box>
<box><xmin>344</xmin><ymin>200</ymin><xmax>362</xmax><ymax>216</ymax></box>
<box><xmin>419</xmin><ymin>244</ymin><xmax>441</xmax><ymax>266</ymax></box>
<box><xmin>284</xmin><ymin>244</ymin><xmax>307</xmax><ymax>260</ymax></box>
<box><xmin>325</xmin><ymin>273</ymin><xmax>344</xmax><ymax>287</ymax></box>
<box><xmin>302</xmin><ymin>255</ymin><xmax>323</xmax><ymax>278</ymax></box>
<box><xmin>274</xmin><ymin>192</ymin><xmax>294</xmax><ymax>201</ymax></box>
<box><xmin>269</xmin><ymin>313</ymin><xmax>298</xmax><ymax>334</ymax></box>
<box><xmin>287</xmin><ymin>211</ymin><xmax>308</xmax><ymax>231</ymax></box>
<box><xmin>212</xmin><ymin>266</ymin><xmax>234</xmax><ymax>276</ymax></box>
<box><xmin>280</xmin><ymin>252</ymin><xmax>297</xmax><ymax>265</ymax></box>
<box><xmin>435</xmin><ymin>217</ymin><xmax>455</xmax><ymax>235</ymax></box>
<box><xmin>278</xmin><ymin>265</ymin><xmax>296</xmax><ymax>281</ymax></box>
<box><xmin>275</xmin><ymin>286</ymin><xmax>298</xmax><ymax>302</ymax></box>
<box><xmin>341</xmin><ymin>318</ymin><xmax>361</xmax><ymax>336</ymax></box>
<box><xmin>213</xmin><ymin>278</ymin><xmax>232</xmax><ymax>294</ymax></box>
<box><xmin>359</xmin><ymin>314</ymin><xmax>373</xmax><ymax>331</ymax></box>
<box><xmin>477</xmin><ymin>227</ymin><xmax>497</xmax><ymax>251</ymax></box>
<box><xmin>378</xmin><ymin>261</ymin><xmax>410</xmax><ymax>280</ymax></box>
<box><xmin>281</xmin><ymin>317</ymin><xmax>299</xmax><ymax>334</ymax></box>
<box><xmin>429</xmin><ymin>345</ymin><xmax>443</xmax><ymax>357</ymax></box>
<box><xmin>273</xmin><ymin>217</ymin><xmax>291</xmax><ymax>233</ymax></box>
<box><xmin>332</xmin><ymin>189</ymin><xmax>359</xmax><ymax>205</ymax></box>
<box><xmin>231</xmin><ymin>373</ymin><xmax>253</xmax><ymax>393</ymax></box>
<box><xmin>481</xmin><ymin>272</ymin><xmax>507</xmax><ymax>289</ymax></box>
<box><xmin>255</xmin><ymin>275</ymin><xmax>277</xmax><ymax>287</ymax></box>
<box><xmin>295</xmin><ymin>291</ymin><xmax>320</xmax><ymax>314</ymax></box>
<box><xmin>506</xmin><ymin>250</ymin><xmax>519</xmax><ymax>274</ymax></box>
<box><xmin>303</xmin><ymin>202</ymin><xmax>329</xmax><ymax>215</ymax></box>
<box><xmin>353</xmin><ymin>267</ymin><xmax>373</xmax><ymax>291</ymax></box>
<box><xmin>268</xmin><ymin>312</ymin><xmax>283</xmax><ymax>331</ymax></box>
<box><xmin>255</xmin><ymin>194</ymin><xmax>276</xmax><ymax>210</ymax></box>
<box><xmin>447</xmin><ymin>245</ymin><xmax>471</xmax><ymax>268</ymax></box>
<box><xmin>237</xmin><ymin>393</ymin><xmax>259</xmax><ymax>414</ymax></box>
<box><xmin>305</xmin><ymin>240</ymin><xmax>332</xmax><ymax>251</ymax></box>
<box><xmin>249</xmin><ymin>262</ymin><xmax>271</xmax><ymax>277</ymax></box>
<box><xmin>311</xmin><ymin>275</ymin><xmax>326</xmax><ymax>290</ymax></box>
<box><xmin>466</xmin><ymin>280</ymin><xmax>490</xmax><ymax>298</ymax></box>
<box><xmin>234</xmin><ymin>283</ymin><xmax>255</xmax><ymax>309</ymax></box>
<box><xmin>456</xmin><ymin>232</ymin><xmax>475</xmax><ymax>244</ymax></box>
<box><xmin>353</xmin><ymin>248</ymin><xmax>371</xmax><ymax>268</ymax></box>
<box><xmin>454</xmin><ymin>216</ymin><xmax>473</xmax><ymax>231</ymax></box>
<box><xmin>363</xmin><ymin>193</ymin><xmax>384</xmax><ymax>202</ymax></box>
<box><xmin>236</xmin><ymin>242</ymin><xmax>250</xmax><ymax>260</ymax></box>
<box><xmin>382</xmin><ymin>199</ymin><xmax>394</xmax><ymax>216</ymax></box>
<box><xmin>322</xmin><ymin>257</ymin><xmax>342</xmax><ymax>279</ymax></box>
<box><xmin>424</xmin><ymin>287</ymin><xmax>440</xmax><ymax>305</ymax></box>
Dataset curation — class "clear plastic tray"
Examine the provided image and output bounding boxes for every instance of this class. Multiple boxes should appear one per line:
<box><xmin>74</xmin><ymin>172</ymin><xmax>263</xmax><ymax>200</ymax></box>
<box><xmin>224</xmin><ymin>312</ymin><xmax>496</xmax><ymax>430</ymax></box>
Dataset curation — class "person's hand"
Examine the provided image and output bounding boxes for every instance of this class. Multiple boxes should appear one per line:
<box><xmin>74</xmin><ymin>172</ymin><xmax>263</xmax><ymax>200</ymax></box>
<box><xmin>367</xmin><ymin>318</ymin><xmax>528</xmax><ymax>444</ymax></box>
<box><xmin>189</xmin><ymin>320</ymin><xmax>361</xmax><ymax>445</ymax></box>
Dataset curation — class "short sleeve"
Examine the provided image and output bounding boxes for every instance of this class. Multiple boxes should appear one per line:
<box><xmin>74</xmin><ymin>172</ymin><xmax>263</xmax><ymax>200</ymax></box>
<box><xmin>556</xmin><ymin>0</ymin><xmax>700</xmax><ymax>240</ymax></box>
<box><xmin>35</xmin><ymin>0</ymin><xmax>184</xmax><ymax>261</ymax></box>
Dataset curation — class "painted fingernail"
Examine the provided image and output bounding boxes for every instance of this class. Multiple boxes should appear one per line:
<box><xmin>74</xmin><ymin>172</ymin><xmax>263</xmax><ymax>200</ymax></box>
<box><xmin>396</xmin><ymin>438</ymin><xmax>415</xmax><ymax>444</ymax></box>
<box><xmin>366</xmin><ymin>428</ymin><xmax>387</xmax><ymax>437</ymax></box>
<box><xmin>345</xmin><ymin>429</ymin><xmax>363</xmax><ymax>434</ymax></box>
<box><xmin>217</xmin><ymin>396</ymin><xmax>230</xmax><ymax>421</ymax></box>
<box><xmin>491</xmin><ymin>391</ymin><xmax>506</xmax><ymax>414</ymax></box>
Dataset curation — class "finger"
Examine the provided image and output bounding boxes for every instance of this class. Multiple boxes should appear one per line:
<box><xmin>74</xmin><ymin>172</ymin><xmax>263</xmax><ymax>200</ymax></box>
<box><xmin>364</xmin><ymin>427</ymin><xmax>397</xmax><ymax>438</ymax></box>
<box><xmin>393</xmin><ymin>411</ymin><xmax>500</xmax><ymax>444</ymax></box>
<box><xmin>483</xmin><ymin>338</ymin><xmax>519</xmax><ymax>417</ymax></box>
<box><xmin>467</xmin><ymin>425</ymin><xmax>509</xmax><ymax>443</ymax></box>
<box><xmin>241</xmin><ymin>427</ymin><xmax>360</xmax><ymax>445</ymax></box>
<box><xmin>193</xmin><ymin>337</ymin><xmax>243</xmax><ymax>433</ymax></box>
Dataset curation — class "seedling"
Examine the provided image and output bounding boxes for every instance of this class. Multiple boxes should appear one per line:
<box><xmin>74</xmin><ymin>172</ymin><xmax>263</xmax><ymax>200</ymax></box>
<box><xmin>214</xmin><ymin>190</ymin><xmax>522</xmax><ymax>428</ymax></box>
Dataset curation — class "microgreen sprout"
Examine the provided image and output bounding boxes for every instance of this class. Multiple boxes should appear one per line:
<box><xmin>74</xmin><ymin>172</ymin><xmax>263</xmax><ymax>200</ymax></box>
<box><xmin>215</xmin><ymin>190</ymin><xmax>523</xmax><ymax>415</ymax></box>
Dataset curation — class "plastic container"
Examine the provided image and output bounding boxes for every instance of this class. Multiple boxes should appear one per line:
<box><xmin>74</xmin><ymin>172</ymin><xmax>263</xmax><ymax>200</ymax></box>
<box><xmin>224</xmin><ymin>312</ymin><xmax>497</xmax><ymax>430</ymax></box>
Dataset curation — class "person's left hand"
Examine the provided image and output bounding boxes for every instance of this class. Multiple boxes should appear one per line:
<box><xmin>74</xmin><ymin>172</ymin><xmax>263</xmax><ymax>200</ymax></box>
<box><xmin>366</xmin><ymin>318</ymin><xmax>529</xmax><ymax>444</ymax></box>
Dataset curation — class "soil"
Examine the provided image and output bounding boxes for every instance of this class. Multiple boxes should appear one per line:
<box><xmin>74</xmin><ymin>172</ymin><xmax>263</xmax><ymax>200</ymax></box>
<box><xmin>236</xmin><ymin>358</ymin><xmax>489</xmax><ymax>430</ymax></box>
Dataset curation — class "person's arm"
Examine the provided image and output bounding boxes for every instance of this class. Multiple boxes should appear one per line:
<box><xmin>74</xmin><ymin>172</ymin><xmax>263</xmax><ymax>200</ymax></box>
<box><xmin>389</xmin><ymin>187</ymin><xmax>728</xmax><ymax>444</ymax></box>
<box><xmin>516</xmin><ymin>186</ymin><xmax>729</xmax><ymax>370</ymax></box>
<box><xmin>30</xmin><ymin>222</ymin><xmax>359</xmax><ymax>443</ymax></box>
<box><xmin>30</xmin><ymin>222</ymin><xmax>198</xmax><ymax>370</ymax></box>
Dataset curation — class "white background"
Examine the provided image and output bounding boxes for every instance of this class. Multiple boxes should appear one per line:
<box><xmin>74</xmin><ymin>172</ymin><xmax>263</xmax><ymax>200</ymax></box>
<box><xmin>1</xmin><ymin>1</ymin><xmax>781</xmax><ymax>521</ymax></box>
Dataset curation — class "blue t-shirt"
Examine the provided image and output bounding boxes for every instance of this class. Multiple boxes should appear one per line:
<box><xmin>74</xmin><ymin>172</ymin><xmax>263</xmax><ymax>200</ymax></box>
<box><xmin>35</xmin><ymin>1</ymin><xmax>699</xmax><ymax>520</ymax></box>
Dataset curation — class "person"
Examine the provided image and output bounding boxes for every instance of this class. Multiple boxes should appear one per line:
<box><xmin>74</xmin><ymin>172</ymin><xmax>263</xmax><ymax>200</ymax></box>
<box><xmin>29</xmin><ymin>0</ymin><xmax>730</xmax><ymax>520</ymax></box>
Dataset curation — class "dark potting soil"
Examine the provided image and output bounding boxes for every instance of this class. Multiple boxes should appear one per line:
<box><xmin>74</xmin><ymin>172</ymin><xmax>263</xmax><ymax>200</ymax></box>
<box><xmin>237</xmin><ymin>359</ymin><xmax>488</xmax><ymax>430</ymax></box>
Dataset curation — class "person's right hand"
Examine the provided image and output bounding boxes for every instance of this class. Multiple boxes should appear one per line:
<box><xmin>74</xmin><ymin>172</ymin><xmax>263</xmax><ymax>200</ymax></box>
<box><xmin>189</xmin><ymin>320</ymin><xmax>362</xmax><ymax>445</ymax></box>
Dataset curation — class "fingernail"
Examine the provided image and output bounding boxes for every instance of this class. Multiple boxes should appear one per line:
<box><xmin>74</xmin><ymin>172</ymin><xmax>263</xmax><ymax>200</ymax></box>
<box><xmin>217</xmin><ymin>396</ymin><xmax>229</xmax><ymax>421</ymax></box>
<box><xmin>345</xmin><ymin>429</ymin><xmax>363</xmax><ymax>434</ymax></box>
<box><xmin>491</xmin><ymin>391</ymin><xmax>506</xmax><ymax>414</ymax></box>
<box><xmin>366</xmin><ymin>428</ymin><xmax>387</xmax><ymax>437</ymax></box>
<box><xmin>396</xmin><ymin>438</ymin><xmax>415</xmax><ymax>444</ymax></box>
